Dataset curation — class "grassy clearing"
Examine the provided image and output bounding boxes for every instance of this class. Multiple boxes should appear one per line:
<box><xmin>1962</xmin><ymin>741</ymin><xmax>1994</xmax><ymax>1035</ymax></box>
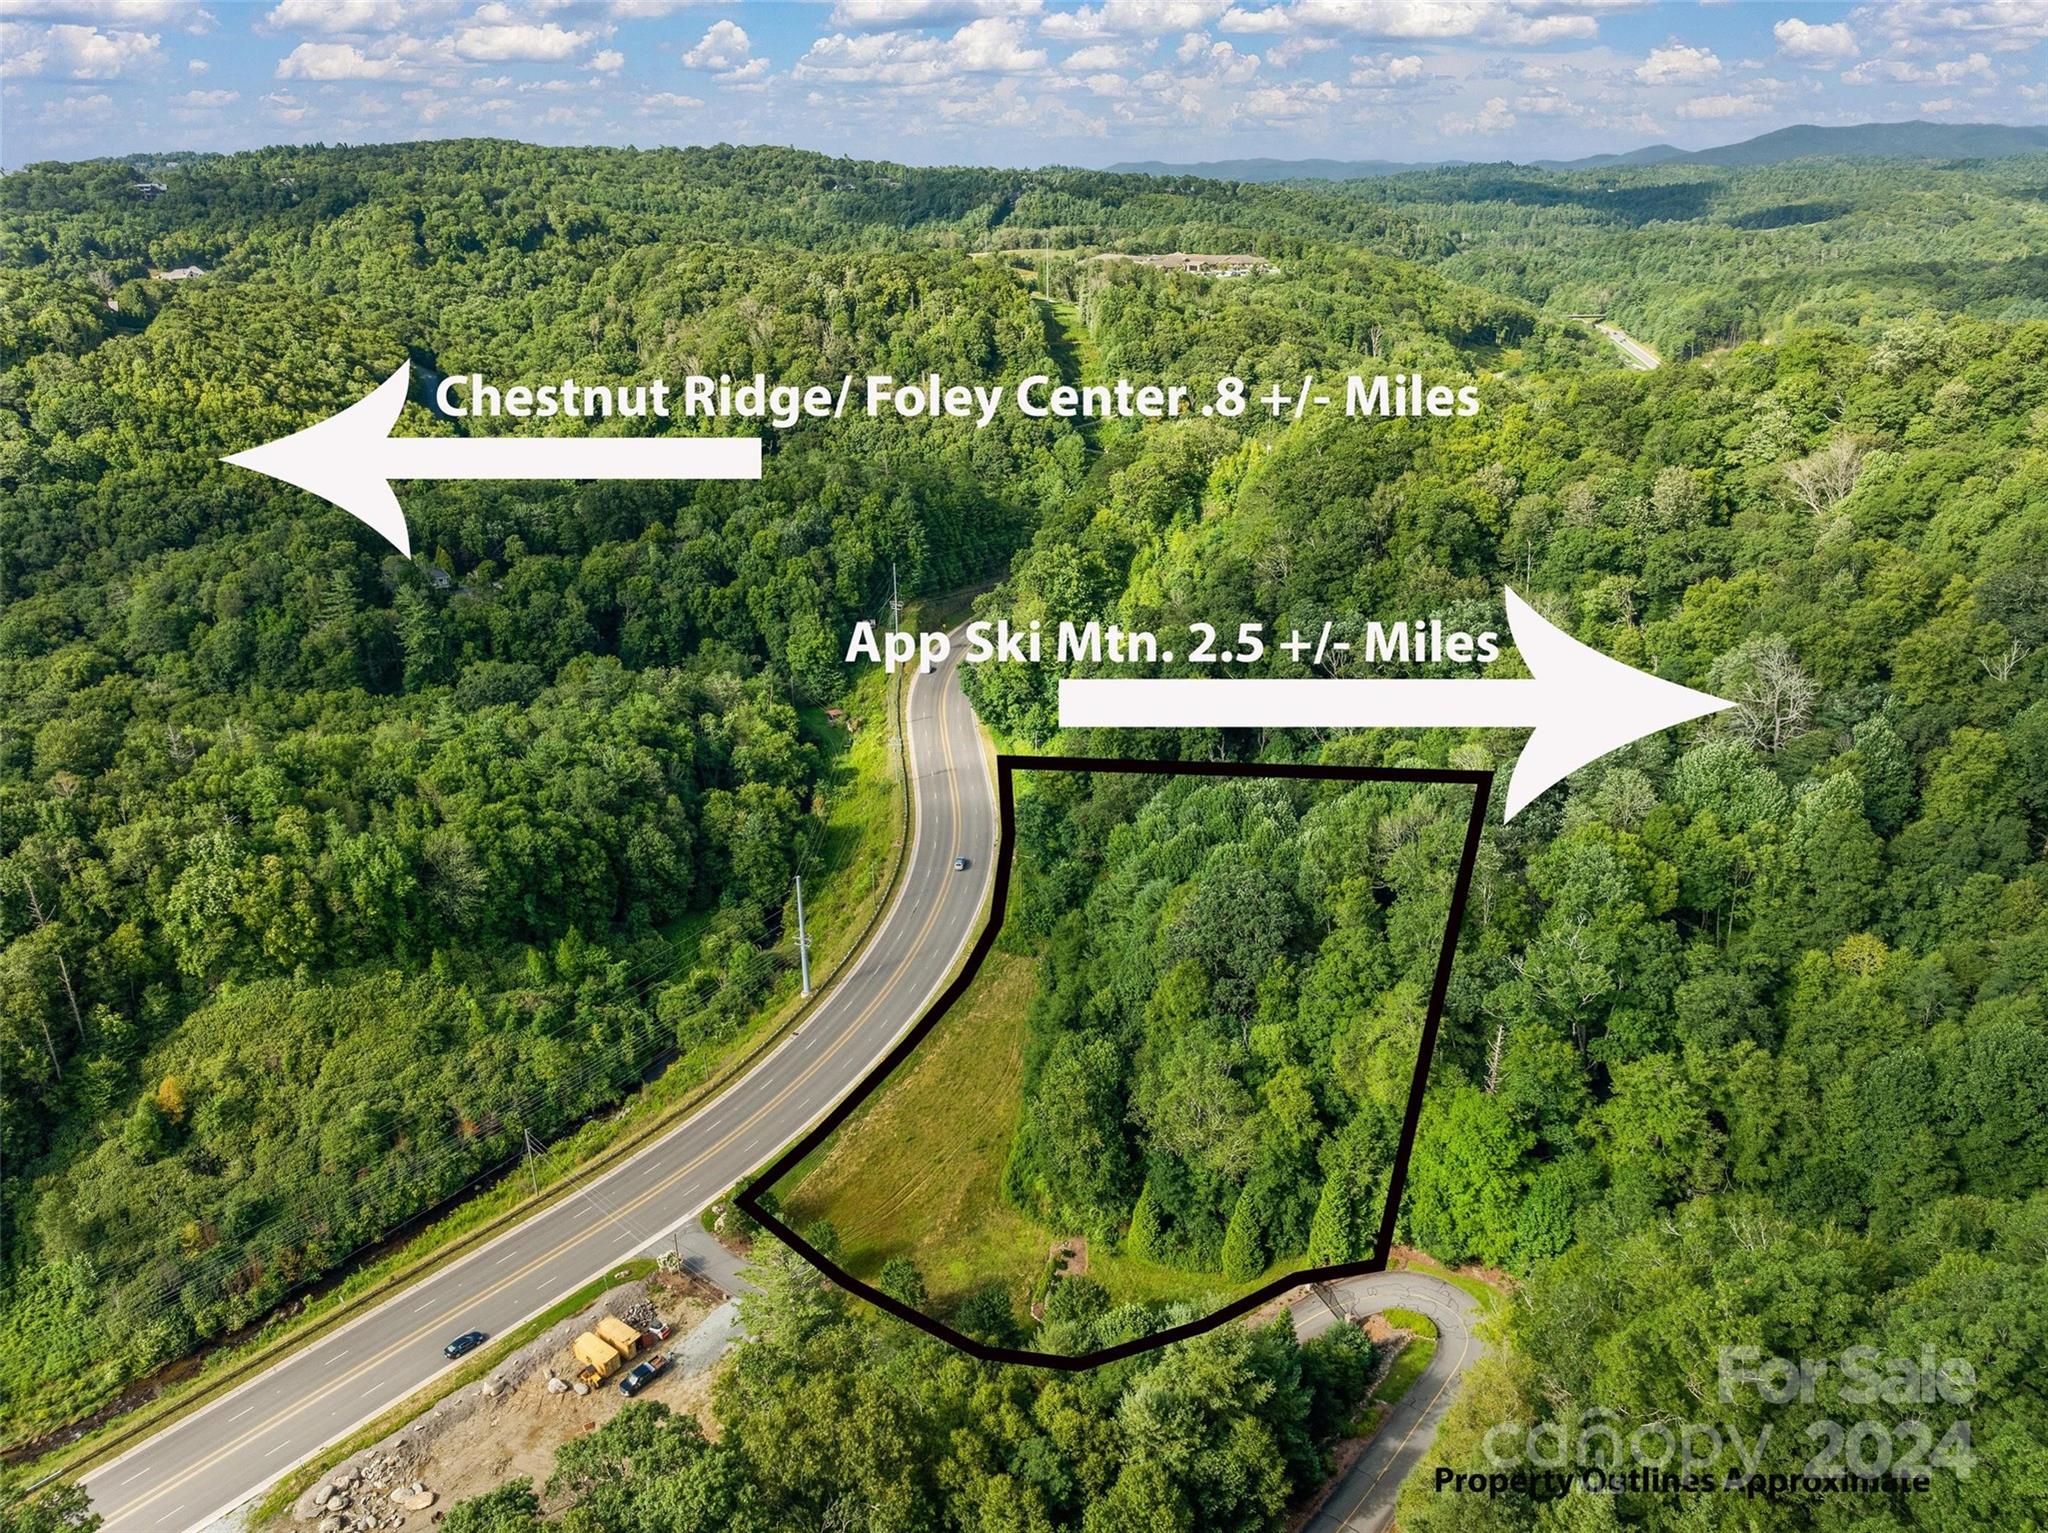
<box><xmin>1374</xmin><ymin>1334</ymin><xmax>1438</xmax><ymax>1410</ymax></box>
<box><xmin>246</xmin><ymin>1261</ymin><xmax>655</xmax><ymax>1530</ymax></box>
<box><xmin>776</xmin><ymin>947</ymin><xmax>1306</xmax><ymax>1320</ymax></box>
<box><xmin>782</xmin><ymin>951</ymin><xmax>1040</xmax><ymax>1308</ymax></box>
<box><xmin>1382</xmin><ymin>1307</ymin><xmax>1438</xmax><ymax>1339</ymax></box>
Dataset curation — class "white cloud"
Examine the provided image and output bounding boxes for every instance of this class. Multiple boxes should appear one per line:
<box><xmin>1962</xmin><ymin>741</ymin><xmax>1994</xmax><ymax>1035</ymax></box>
<box><xmin>1176</xmin><ymin>33</ymin><xmax>1260</xmax><ymax>79</ymax></box>
<box><xmin>1853</xmin><ymin>0</ymin><xmax>2048</xmax><ymax>49</ymax></box>
<box><xmin>640</xmin><ymin>89</ymin><xmax>705</xmax><ymax>110</ymax></box>
<box><xmin>1444</xmin><ymin>92</ymin><xmax>1516</xmax><ymax>134</ymax></box>
<box><xmin>1061</xmin><ymin>41</ymin><xmax>1139</xmax><ymax>67</ymax></box>
<box><xmin>1</xmin><ymin>0</ymin><xmax>181</xmax><ymax>19</ymax></box>
<box><xmin>829</xmin><ymin>0</ymin><xmax>1042</xmax><ymax>25</ymax></box>
<box><xmin>1844</xmin><ymin>52</ymin><xmax>1995</xmax><ymax>86</ymax></box>
<box><xmin>276</xmin><ymin>41</ymin><xmax>407</xmax><ymax>79</ymax></box>
<box><xmin>588</xmin><ymin>47</ymin><xmax>624</xmax><ymax>71</ymax></box>
<box><xmin>1349</xmin><ymin>50</ymin><xmax>1422</xmax><ymax>85</ymax></box>
<box><xmin>259</xmin><ymin>0</ymin><xmax>441</xmax><ymax>32</ymax></box>
<box><xmin>1774</xmin><ymin>17</ymin><xmax>1859</xmax><ymax>63</ymax></box>
<box><xmin>943</xmin><ymin>14</ymin><xmax>1046</xmax><ymax>68</ymax></box>
<box><xmin>795</xmin><ymin>16</ymin><xmax>1045</xmax><ymax>82</ymax></box>
<box><xmin>1043</xmin><ymin>0</ymin><xmax>1229</xmax><ymax>41</ymax></box>
<box><xmin>1235</xmin><ymin>76</ymin><xmax>1339</xmax><ymax>119</ymax></box>
<box><xmin>1636</xmin><ymin>43</ymin><xmax>1720</xmax><ymax>86</ymax></box>
<box><xmin>1675</xmin><ymin>90</ymin><xmax>1767</xmax><ymax>118</ymax></box>
<box><xmin>603</xmin><ymin>0</ymin><xmax>709</xmax><ymax>17</ymax></box>
<box><xmin>41</xmin><ymin>89</ymin><xmax>113</xmax><ymax>122</ymax></box>
<box><xmin>452</xmin><ymin>21</ymin><xmax>591</xmax><ymax>62</ymax></box>
<box><xmin>261</xmin><ymin>88</ymin><xmax>307</xmax><ymax>120</ymax></box>
<box><xmin>1217</xmin><ymin>1</ymin><xmax>1596</xmax><ymax>45</ymax></box>
<box><xmin>186</xmin><ymin>55</ymin><xmax>206</xmax><ymax>72</ymax></box>
<box><xmin>681</xmin><ymin>18</ymin><xmax>751</xmax><ymax>69</ymax></box>
<box><xmin>1</xmin><ymin>20</ymin><xmax>160</xmax><ymax>76</ymax></box>
<box><xmin>1263</xmin><ymin>31</ymin><xmax>1332</xmax><ymax>64</ymax></box>
<box><xmin>174</xmin><ymin>86</ymin><xmax>236</xmax><ymax>105</ymax></box>
<box><xmin>1514</xmin><ymin>85</ymin><xmax>1580</xmax><ymax>115</ymax></box>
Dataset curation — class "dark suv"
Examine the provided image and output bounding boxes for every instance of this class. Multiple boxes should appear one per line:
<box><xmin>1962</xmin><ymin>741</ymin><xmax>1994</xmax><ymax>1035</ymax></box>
<box><xmin>618</xmin><ymin>1355</ymin><xmax>670</xmax><ymax>1396</ymax></box>
<box><xmin>442</xmin><ymin>1330</ymin><xmax>487</xmax><ymax>1359</ymax></box>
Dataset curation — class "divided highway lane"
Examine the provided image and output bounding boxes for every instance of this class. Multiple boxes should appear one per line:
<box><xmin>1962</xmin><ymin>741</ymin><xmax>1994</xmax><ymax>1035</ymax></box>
<box><xmin>83</xmin><ymin>646</ymin><xmax>997</xmax><ymax>1533</ymax></box>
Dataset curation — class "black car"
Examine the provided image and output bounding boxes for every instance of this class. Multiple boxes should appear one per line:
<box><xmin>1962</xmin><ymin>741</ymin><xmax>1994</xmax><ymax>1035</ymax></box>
<box><xmin>442</xmin><ymin>1329</ymin><xmax>487</xmax><ymax>1359</ymax></box>
<box><xmin>618</xmin><ymin>1355</ymin><xmax>669</xmax><ymax>1396</ymax></box>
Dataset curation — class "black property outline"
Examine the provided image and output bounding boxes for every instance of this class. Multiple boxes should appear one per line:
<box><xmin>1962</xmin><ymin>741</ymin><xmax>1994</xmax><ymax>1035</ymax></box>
<box><xmin>739</xmin><ymin>753</ymin><xmax>1493</xmax><ymax>1371</ymax></box>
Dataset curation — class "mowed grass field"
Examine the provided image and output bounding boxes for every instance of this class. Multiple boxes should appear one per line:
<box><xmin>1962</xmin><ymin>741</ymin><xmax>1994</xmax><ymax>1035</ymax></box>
<box><xmin>777</xmin><ymin>947</ymin><xmax>1308</xmax><ymax>1320</ymax></box>
<box><xmin>782</xmin><ymin>950</ymin><xmax>1044</xmax><ymax>1307</ymax></box>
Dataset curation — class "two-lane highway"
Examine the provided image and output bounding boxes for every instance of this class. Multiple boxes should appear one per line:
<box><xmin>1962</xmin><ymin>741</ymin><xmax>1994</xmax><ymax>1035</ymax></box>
<box><xmin>82</xmin><ymin>645</ymin><xmax>996</xmax><ymax>1533</ymax></box>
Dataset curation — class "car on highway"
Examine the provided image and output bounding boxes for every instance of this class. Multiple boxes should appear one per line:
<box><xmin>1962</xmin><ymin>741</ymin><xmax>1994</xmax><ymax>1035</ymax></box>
<box><xmin>954</xmin><ymin>855</ymin><xmax>969</xmax><ymax>870</ymax></box>
<box><xmin>442</xmin><ymin>1329</ymin><xmax>487</xmax><ymax>1359</ymax></box>
<box><xmin>618</xmin><ymin>1354</ymin><xmax>670</xmax><ymax>1396</ymax></box>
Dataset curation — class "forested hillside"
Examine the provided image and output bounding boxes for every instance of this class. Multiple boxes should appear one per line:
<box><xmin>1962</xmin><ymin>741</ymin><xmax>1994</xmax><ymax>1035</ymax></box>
<box><xmin>1351</xmin><ymin>155</ymin><xmax>2048</xmax><ymax>360</ymax></box>
<box><xmin>4</xmin><ymin>136</ymin><xmax>2045</xmax><ymax>1531</ymax></box>
<box><xmin>976</xmin><ymin>311</ymin><xmax>2048</xmax><ymax>1524</ymax></box>
<box><xmin>1000</xmin><ymin>769</ymin><xmax>1474</xmax><ymax>1285</ymax></box>
<box><xmin>0</xmin><ymin>140</ymin><xmax>1538</xmax><ymax>1443</ymax></box>
<box><xmin>1</xmin><ymin>142</ymin><xmax>1076</xmax><ymax>1434</ymax></box>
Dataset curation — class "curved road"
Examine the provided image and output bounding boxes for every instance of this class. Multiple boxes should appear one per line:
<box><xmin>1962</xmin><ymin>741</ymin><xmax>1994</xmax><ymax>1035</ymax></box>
<box><xmin>1290</xmin><ymin>1272</ymin><xmax>1488</xmax><ymax>1533</ymax></box>
<box><xmin>82</xmin><ymin>646</ymin><xmax>997</xmax><ymax>1533</ymax></box>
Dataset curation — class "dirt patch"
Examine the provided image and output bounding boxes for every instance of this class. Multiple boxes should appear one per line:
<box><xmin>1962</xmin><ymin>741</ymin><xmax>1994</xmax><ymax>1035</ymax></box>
<box><xmin>1388</xmin><ymin>1245</ymin><xmax>1513</xmax><ymax>1293</ymax></box>
<box><xmin>280</xmin><ymin>1276</ymin><xmax>733</xmax><ymax>1531</ymax></box>
<box><xmin>1051</xmin><ymin>1238</ymin><xmax>1088</xmax><ymax>1279</ymax></box>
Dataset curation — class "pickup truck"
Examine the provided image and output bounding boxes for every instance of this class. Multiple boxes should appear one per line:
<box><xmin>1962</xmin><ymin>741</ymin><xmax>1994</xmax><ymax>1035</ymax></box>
<box><xmin>617</xmin><ymin>1354</ymin><xmax>670</xmax><ymax>1397</ymax></box>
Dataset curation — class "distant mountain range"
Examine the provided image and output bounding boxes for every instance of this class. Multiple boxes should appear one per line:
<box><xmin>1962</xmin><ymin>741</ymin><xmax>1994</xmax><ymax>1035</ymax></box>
<box><xmin>1108</xmin><ymin>121</ymin><xmax>2048</xmax><ymax>181</ymax></box>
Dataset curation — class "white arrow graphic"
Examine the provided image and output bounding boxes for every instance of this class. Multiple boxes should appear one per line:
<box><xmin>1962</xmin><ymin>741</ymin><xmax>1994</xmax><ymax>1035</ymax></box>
<box><xmin>223</xmin><ymin>362</ymin><xmax>761</xmax><ymax>558</ymax></box>
<box><xmin>1058</xmin><ymin>588</ymin><xmax>1736</xmax><ymax>819</ymax></box>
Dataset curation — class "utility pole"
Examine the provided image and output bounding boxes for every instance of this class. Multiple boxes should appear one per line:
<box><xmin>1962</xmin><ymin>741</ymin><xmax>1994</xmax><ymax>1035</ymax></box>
<box><xmin>522</xmin><ymin>1126</ymin><xmax>542</xmax><ymax>1196</ymax></box>
<box><xmin>889</xmin><ymin>559</ymin><xmax>903</xmax><ymax>633</ymax></box>
<box><xmin>794</xmin><ymin>874</ymin><xmax>812</xmax><ymax>997</ymax></box>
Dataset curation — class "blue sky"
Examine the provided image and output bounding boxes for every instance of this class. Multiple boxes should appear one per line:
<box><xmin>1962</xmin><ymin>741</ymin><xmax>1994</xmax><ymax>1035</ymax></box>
<box><xmin>3</xmin><ymin>1</ymin><xmax>2045</xmax><ymax>169</ymax></box>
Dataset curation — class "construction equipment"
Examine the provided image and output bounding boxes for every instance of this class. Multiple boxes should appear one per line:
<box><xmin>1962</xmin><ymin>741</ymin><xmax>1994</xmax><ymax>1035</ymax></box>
<box><xmin>571</xmin><ymin>1316</ymin><xmax>646</xmax><ymax>1386</ymax></box>
<box><xmin>594</xmin><ymin>1316</ymin><xmax>642</xmax><ymax>1359</ymax></box>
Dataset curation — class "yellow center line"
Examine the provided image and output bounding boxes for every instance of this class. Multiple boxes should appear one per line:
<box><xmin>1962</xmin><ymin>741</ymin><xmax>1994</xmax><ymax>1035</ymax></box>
<box><xmin>107</xmin><ymin>662</ymin><xmax>980</xmax><ymax>1525</ymax></box>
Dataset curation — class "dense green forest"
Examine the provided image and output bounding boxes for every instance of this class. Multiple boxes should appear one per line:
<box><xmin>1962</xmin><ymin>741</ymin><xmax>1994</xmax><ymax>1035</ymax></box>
<box><xmin>973</xmin><ymin>308</ymin><xmax>2048</xmax><ymax>1523</ymax></box>
<box><xmin>4</xmin><ymin>138</ymin><xmax>2046</xmax><ymax>1531</ymax></box>
<box><xmin>0</xmin><ymin>140</ymin><xmax>1543</xmax><ymax>1442</ymax></box>
<box><xmin>1348</xmin><ymin>155</ymin><xmax>2048</xmax><ymax>360</ymax></box>
<box><xmin>999</xmin><ymin>770</ymin><xmax>1473</xmax><ymax>1285</ymax></box>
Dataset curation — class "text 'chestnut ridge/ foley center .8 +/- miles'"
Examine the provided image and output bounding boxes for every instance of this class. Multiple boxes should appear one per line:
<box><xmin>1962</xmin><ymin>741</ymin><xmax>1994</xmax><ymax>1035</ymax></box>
<box><xmin>431</xmin><ymin>370</ymin><xmax>1483</xmax><ymax>429</ymax></box>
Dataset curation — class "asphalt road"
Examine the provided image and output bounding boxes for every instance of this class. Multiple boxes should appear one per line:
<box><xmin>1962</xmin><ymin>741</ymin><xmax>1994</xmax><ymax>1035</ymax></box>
<box><xmin>82</xmin><ymin>646</ymin><xmax>997</xmax><ymax>1533</ymax></box>
<box><xmin>1595</xmin><ymin>321</ymin><xmax>1660</xmax><ymax>370</ymax></box>
<box><xmin>1291</xmin><ymin>1272</ymin><xmax>1489</xmax><ymax>1533</ymax></box>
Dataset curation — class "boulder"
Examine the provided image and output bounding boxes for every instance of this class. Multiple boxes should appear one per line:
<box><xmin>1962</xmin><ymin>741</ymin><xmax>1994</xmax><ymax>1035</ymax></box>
<box><xmin>395</xmin><ymin>1490</ymin><xmax>437</xmax><ymax>1512</ymax></box>
<box><xmin>317</xmin><ymin>1519</ymin><xmax>342</xmax><ymax>1533</ymax></box>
